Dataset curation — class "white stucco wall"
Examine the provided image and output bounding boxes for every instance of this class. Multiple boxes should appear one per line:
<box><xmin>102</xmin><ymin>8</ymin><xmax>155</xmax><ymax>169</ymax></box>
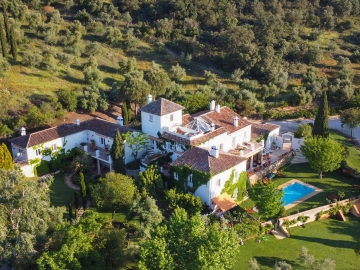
<box><xmin>160</xmin><ymin>110</ymin><xmax>182</xmax><ymax>131</ymax></box>
<box><xmin>141</xmin><ymin>110</ymin><xmax>183</xmax><ymax>138</ymax></box>
<box><xmin>266</xmin><ymin>127</ymin><xmax>280</xmax><ymax>148</ymax></box>
<box><xmin>193</xmin><ymin>160</ymin><xmax>247</xmax><ymax>206</ymax></box>
<box><xmin>25</xmin><ymin>137</ymin><xmax>64</xmax><ymax>162</ymax></box>
<box><xmin>141</xmin><ymin>111</ymin><xmax>162</xmax><ymax>137</ymax></box>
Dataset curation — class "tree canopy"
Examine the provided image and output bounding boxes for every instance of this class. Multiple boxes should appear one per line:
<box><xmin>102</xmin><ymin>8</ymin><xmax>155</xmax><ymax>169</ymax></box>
<box><xmin>93</xmin><ymin>172</ymin><xmax>136</xmax><ymax>214</ymax></box>
<box><xmin>340</xmin><ymin>108</ymin><xmax>360</xmax><ymax>138</ymax></box>
<box><xmin>0</xmin><ymin>143</ymin><xmax>13</xmax><ymax>170</ymax></box>
<box><xmin>138</xmin><ymin>208</ymin><xmax>239</xmax><ymax>270</ymax></box>
<box><xmin>248</xmin><ymin>181</ymin><xmax>284</xmax><ymax>220</ymax></box>
<box><xmin>312</xmin><ymin>91</ymin><xmax>329</xmax><ymax>138</ymax></box>
<box><xmin>300</xmin><ymin>137</ymin><xmax>344</xmax><ymax>178</ymax></box>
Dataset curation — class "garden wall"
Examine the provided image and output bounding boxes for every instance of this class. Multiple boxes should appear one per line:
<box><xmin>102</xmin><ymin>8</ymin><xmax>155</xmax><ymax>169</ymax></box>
<box><xmin>248</xmin><ymin>151</ymin><xmax>293</xmax><ymax>185</ymax></box>
<box><xmin>276</xmin><ymin>196</ymin><xmax>360</xmax><ymax>229</ymax></box>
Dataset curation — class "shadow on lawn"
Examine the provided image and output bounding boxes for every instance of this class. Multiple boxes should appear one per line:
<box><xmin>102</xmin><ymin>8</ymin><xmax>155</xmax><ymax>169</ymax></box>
<box><xmin>325</xmin><ymin>217</ymin><xmax>360</xmax><ymax>242</ymax></box>
<box><xmin>254</xmin><ymin>256</ymin><xmax>301</xmax><ymax>268</ymax></box>
<box><xmin>290</xmin><ymin>234</ymin><xmax>355</xmax><ymax>249</ymax></box>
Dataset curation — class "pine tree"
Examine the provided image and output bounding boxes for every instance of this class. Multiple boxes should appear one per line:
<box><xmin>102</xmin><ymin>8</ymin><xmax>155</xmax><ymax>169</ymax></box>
<box><xmin>0</xmin><ymin>143</ymin><xmax>13</xmax><ymax>170</ymax></box>
<box><xmin>110</xmin><ymin>129</ymin><xmax>125</xmax><ymax>174</ymax></box>
<box><xmin>0</xmin><ymin>16</ymin><xmax>7</xmax><ymax>58</ymax></box>
<box><xmin>122</xmin><ymin>102</ymin><xmax>128</xmax><ymax>125</ymax></box>
<box><xmin>312</xmin><ymin>90</ymin><xmax>329</xmax><ymax>138</ymax></box>
<box><xmin>9</xmin><ymin>25</ymin><xmax>17</xmax><ymax>60</ymax></box>
<box><xmin>79</xmin><ymin>172</ymin><xmax>87</xmax><ymax>209</ymax></box>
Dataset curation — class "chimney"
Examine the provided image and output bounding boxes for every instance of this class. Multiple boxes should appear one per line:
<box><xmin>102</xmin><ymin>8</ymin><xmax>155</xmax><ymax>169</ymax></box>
<box><xmin>215</xmin><ymin>104</ymin><xmax>221</xmax><ymax>113</ymax></box>
<box><xmin>243</xmin><ymin>116</ymin><xmax>247</xmax><ymax>120</ymax></box>
<box><xmin>210</xmin><ymin>123</ymin><xmax>215</xmax><ymax>132</ymax></box>
<box><xmin>75</xmin><ymin>119</ymin><xmax>80</xmax><ymax>126</ymax></box>
<box><xmin>147</xmin><ymin>94</ymin><xmax>152</xmax><ymax>104</ymax></box>
<box><xmin>210</xmin><ymin>100</ymin><xmax>215</xmax><ymax>111</ymax></box>
<box><xmin>233</xmin><ymin>116</ymin><xmax>239</xmax><ymax>127</ymax></box>
<box><xmin>20</xmin><ymin>127</ymin><xmax>26</xmax><ymax>136</ymax></box>
<box><xmin>210</xmin><ymin>145</ymin><xmax>219</xmax><ymax>158</ymax></box>
<box><xmin>117</xmin><ymin>116</ymin><xmax>123</xmax><ymax>126</ymax></box>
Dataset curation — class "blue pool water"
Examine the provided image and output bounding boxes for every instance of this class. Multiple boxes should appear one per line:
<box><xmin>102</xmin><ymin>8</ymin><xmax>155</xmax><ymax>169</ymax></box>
<box><xmin>282</xmin><ymin>182</ymin><xmax>315</xmax><ymax>206</ymax></box>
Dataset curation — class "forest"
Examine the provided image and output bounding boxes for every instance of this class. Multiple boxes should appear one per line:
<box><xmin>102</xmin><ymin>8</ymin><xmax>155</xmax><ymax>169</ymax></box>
<box><xmin>0</xmin><ymin>0</ymin><xmax>360</xmax><ymax>135</ymax></box>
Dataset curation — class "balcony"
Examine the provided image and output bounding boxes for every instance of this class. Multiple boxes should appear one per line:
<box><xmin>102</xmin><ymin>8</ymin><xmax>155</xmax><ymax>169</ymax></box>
<box><xmin>76</xmin><ymin>143</ymin><xmax>112</xmax><ymax>163</ymax></box>
<box><xmin>13</xmin><ymin>158</ymin><xmax>29</xmax><ymax>167</ymax></box>
<box><xmin>228</xmin><ymin>141</ymin><xmax>264</xmax><ymax>158</ymax></box>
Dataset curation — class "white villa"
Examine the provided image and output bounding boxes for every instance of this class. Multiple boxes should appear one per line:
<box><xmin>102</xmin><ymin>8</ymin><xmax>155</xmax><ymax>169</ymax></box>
<box><xmin>10</xmin><ymin>95</ymin><xmax>287</xmax><ymax>211</ymax></box>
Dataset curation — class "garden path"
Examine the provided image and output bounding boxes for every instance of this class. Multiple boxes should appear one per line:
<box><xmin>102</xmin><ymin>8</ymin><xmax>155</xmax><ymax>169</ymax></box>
<box><xmin>64</xmin><ymin>172</ymin><xmax>80</xmax><ymax>190</ymax></box>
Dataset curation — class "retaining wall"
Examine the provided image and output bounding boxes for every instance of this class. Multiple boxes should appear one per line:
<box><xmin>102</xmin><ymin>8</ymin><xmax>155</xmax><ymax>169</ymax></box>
<box><xmin>249</xmin><ymin>152</ymin><xmax>293</xmax><ymax>185</ymax></box>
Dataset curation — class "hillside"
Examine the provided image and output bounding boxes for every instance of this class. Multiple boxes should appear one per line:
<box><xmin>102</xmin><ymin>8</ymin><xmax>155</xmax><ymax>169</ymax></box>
<box><xmin>1</xmin><ymin>0</ymin><xmax>360</xmax><ymax>136</ymax></box>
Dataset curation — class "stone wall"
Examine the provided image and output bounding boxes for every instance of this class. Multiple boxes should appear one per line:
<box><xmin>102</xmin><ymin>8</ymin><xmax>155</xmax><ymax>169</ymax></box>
<box><xmin>276</xmin><ymin>196</ymin><xmax>360</xmax><ymax>229</ymax></box>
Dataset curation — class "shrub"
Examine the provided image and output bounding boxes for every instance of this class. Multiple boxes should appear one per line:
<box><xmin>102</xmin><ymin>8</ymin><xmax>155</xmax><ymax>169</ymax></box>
<box><xmin>35</xmin><ymin>160</ymin><xmax>51</xmax><ymax>176</ymax></box>
<box><xmin>297</xmin><ymin>215</ymin><xmax>310</xmax><ymax>223</ymax></box>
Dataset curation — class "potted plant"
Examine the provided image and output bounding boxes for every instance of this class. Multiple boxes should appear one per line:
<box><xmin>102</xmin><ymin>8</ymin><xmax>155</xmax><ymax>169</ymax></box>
<box><xmin>80</xmin><ymin>142</ymin><xmax>86</xmax><ymax>146</ymax></box>
<box><xmin>90</xmin><ymin>139</ymin><xmax>95</xmax><ymax>145</ymax></box>
<box><xmin>105</xmin><ymin>144</ymin><xmax>109</xmax><ymax>151</ymax></box>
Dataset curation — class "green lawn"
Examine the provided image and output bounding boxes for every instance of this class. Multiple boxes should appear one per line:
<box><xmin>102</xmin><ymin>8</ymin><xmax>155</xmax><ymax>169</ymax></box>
<box><xmin>242</xmin><ymin>163</ymin><xmax>359</xmax><ymax>216</ymax></box>
<box><xmin>50</xmin><ymin>173</ymin><xmax>79</xmax><ymax>207</ymax></box>
<box><xmin>50</xmin><ymin>173</ymin><xmax>131</xmax><ymax>223</ymax></box>
<box><xmin>233</xmin><ymin>216</ymin><xmax>360</xmax><ymax>269</ymax></box>
<box><xmin>329</xmin><ymin>129</ymin><xmax>360</xmax><ymax>171</ymax></box>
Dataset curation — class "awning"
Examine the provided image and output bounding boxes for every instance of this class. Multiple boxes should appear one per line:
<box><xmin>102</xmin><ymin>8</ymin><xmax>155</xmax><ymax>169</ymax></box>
<box><xmin>212</xmin><ymin>193</ymin><xmax>237</xmax><ymax>212</ymax></box>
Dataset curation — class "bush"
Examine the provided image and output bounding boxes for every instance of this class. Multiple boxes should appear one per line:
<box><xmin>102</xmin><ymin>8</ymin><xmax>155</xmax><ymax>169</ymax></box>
<box><xmin>35</xmin><ymin>160</ymin><xmax>51</xmax><ymax>176</ymax></box>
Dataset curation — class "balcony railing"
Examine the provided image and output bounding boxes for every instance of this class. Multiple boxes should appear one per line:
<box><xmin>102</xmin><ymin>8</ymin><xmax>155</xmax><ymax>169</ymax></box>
<box><xmin>76</xmin><ymin>143</ymin><xmax>112</xmax><ymax>163</ymax></box>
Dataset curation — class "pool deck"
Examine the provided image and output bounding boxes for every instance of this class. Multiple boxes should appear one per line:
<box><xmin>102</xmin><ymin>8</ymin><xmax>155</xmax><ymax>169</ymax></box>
<box><xmin>278</xmin><ymin>179</ymin><xmax>323</xmax><ymax>210</ymax></box>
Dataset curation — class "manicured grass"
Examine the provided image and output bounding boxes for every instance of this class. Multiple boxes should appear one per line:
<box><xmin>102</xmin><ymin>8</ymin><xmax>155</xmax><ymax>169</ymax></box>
<box><xmin>241</xmin><ymin>163</ymin><xmax>359</xmax><ymax>216</ymax></box>
<box><xmin>329</xmin><ymin>129</ymin><xmax>360</xmax><ymax>171</ymax></box>
<box><xmin>233</xmin><ymin>216</ymin><xmax>360</xmax><ymax>269</ymax></box>
<box><xmin>50</xmin><ymin>173</ymin><xmax>133</xmax><ymax>223</ymax></box>
<box><xmin>50</xmin><ymin>173</ymin><xmax>78</xmax><ymax>207</ymax></box>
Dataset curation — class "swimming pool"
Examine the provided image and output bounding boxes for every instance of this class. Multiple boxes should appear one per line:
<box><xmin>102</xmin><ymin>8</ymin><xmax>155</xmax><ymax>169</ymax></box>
<box><xmin>282</xmin><ymin>182</ymin><xmax>315</xmax><ymax>206</ymax></box>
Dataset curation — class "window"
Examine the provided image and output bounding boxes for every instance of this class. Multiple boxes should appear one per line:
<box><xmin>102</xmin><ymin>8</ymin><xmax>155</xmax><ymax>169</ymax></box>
<box><xmin>51</xmin><ymin>144</ymin><xmax>57</xmax><ymax>151</ymax></box>
<box><xmin>219</xmin><ymin>144</ymin><xmax>223</xmax><ymax>151</ymax></box>
<box><xmin>35</xmin><ymin>149</ymin><xmax>42</xmax><ymax>156</ymax></box>
<box><xmin>217</xmin><ymin>179</ymin><xmax>221</xmax><ymax>186</ymax></box>
<box><xmin>174</xmin><ymin>172</ymin><xmax>178</xmax><ymax>180</ymax></box>
<box><xmin>100</xmin><ymin>137</ymin><xmax>105</xmax><ymax>145</ymax></box>
<box><xmin>234</xmin><ymin>171</ymin><xmax>239</xmax><ymax>183</ymax></box>
<box><xmin>170</xmin><ymin>114</ymin><xmax>174</xmax><ymax>122</ymax></box>
<box><xmin>18</xmin><ymin>149</ymin><xmax>23</xmax><ymax>157</ymax></box>
<box><xmin>149</xmin><ymin>114</ymin><xmax>153</xmax><ymax>122</ymax></box>
<box><xmin>188</xmin><ymin>174</ymin><xmax>192</xmax><ymax>183</ymax></box>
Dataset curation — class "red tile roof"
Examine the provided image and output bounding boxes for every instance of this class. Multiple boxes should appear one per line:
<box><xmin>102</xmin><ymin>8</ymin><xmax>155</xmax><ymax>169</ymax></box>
<box><xmin>140</xmin><ymin>98</ymin><xmax>185</xmax><ymax>116</ymax></box>
<box><xmin>10</xmin><ymin>118</ymin><xmax>134</xmax><ymax>148</ymax></box>
<box><xmin>250</xmin><ymin>122</ymin><xmax>280</xmax><ymax>140</ymax></box>
<box><xmin>183</xmin><ymin>107</ymin><xmax>250</xmax><ymax>134</ymax></box>
<box><xmin>162</xmin><ymin>127</ymin><xmax>227</xmax><ymax>146</ymax></box>
<box><xmin>171</xmin><ymin>147</ymin><xmax>245</xmax><ymax>175</ymax></box>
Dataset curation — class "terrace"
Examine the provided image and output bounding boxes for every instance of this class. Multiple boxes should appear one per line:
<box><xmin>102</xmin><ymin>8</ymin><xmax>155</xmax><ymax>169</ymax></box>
<box><xmin>76</xmin><ymin>143</ymin><xmax>112</xmax><ymax>163</ymax></box>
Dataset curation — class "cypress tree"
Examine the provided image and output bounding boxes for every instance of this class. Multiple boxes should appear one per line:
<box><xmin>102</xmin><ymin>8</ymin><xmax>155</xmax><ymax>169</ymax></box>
<box><xmin>0</xmin><ymin>143</ymin><xmax>13</xmax><ymax>170</ymax></box>
<box><xmin>312</xmin><ymin>90</ymin><xmax>329</xmax><ymax>138</ymax></box>
<box><xmin>0</xmin><ymin>16</ymin><xmax>7</xmax><ymax>58</ymax></box>
<box><xmin>110</xmin><ymin>129</ymin><xmax>125</xmax><ymax>174</ymax></box>
<box><xmin>2</xmin><ymin>3</ymin><xmax>9</xmax><ymax>41</ymax></box>
<box><xmin>79</xmin><ymin>172</ymin><xmax>87</xmax><ymax>209</ymax></box>
<box><xmin>9</xmin><ymin>25</ymin><xmax>17</xmax><ymax>60</ymax></box>
<box><xmin>122</xmin><ymin>102</ymin><xmax>128</xmax><ymax>125</ymax></box>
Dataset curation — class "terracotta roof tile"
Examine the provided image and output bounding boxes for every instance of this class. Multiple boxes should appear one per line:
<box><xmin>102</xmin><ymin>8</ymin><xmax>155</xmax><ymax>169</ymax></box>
<box><xmin>140</xmin><ymin>98</ymin><xmax>185</xmax><ymax>116</ymax></box>
<box><xmin>162</xmin><ymin>127</ymin><xmax>227</xmax><ymax>146</ymax></box>
<box><xmin>10</xmin><ymin>118</ymin><xmax>134</xmax><ymax>148</ymax></box>
<box><xmin>171</xmin><ymin>147</ymin><xmax>245</xmax><ymax>175</ymax></box>
<box><xmin>250</xmin><ymin>122</ymin><xmax>280</xmax><ymax>140</ymax></box>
